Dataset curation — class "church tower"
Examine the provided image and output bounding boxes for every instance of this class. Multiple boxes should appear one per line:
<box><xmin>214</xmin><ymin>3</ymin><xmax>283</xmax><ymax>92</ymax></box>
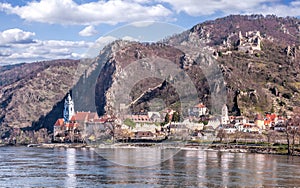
<box><xmin>63</xmin><ymin>93</ymin><xmax>74</xmax><ymax>123</ymax></box>
<box><xmin>221</xmin><ymin>104</ymin><xmax>229</xmax><ymax>125</ymax></box>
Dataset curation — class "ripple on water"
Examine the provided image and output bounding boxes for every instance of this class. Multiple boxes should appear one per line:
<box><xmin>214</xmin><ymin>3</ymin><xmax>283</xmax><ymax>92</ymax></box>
<box><xmin>0</xmin><ymin>147</ymin><xmax>300</xmax><ymax>187</ymax></box>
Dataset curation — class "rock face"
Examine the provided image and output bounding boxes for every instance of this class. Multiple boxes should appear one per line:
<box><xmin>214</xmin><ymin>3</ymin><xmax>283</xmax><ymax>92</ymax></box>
<box><xmin>95</xmin><ymin>14</ymin><xmax>300</xmax><ymax>119</ymax></box>
<box><xmin>0</xmin><ymin>59</ymin><xmax>79</xmax><ymax>138</ymax></box>
<box><xmin>94</xmin><ymin>41</ymin><xmax>188</xmax><ymax>116</ymax></box>
<box><xmin>1</xmin><ymin>14</ymin><xmax>300</xmax><ymax>139</ymax></box>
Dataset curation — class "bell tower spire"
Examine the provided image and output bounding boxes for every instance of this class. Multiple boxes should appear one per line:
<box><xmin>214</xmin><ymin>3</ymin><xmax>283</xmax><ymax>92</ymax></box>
<box><xmin>63</xmin><ymin>93</ymin><xmax>74</xmax><ymax>123</ymax></box>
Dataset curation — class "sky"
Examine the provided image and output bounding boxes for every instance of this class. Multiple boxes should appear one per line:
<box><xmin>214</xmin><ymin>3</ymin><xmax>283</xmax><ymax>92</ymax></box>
<box><xmin>0</xmin><ymin>0</ymin><xmax>299</xmax><ymax>65</ymax></box>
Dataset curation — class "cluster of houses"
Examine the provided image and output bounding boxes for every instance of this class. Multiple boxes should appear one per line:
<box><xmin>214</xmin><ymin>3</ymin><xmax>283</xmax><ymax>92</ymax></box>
<box><xmin>220</xmin><ymin>104</ymin><xmax>286</xmax><ymax>134</ymax></box>
<box><xmin>53</xmin><ymin>93</ymin><xmax>288</xmax><ymax>143</ymax></box>
<box><xmin>53</xmin><ymin>94</ymin><xmax>115</xmax><ymax>142</ymax></box>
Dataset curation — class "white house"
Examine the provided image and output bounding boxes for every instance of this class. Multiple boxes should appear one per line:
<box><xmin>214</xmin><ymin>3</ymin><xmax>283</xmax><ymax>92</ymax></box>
<box><xmin>189</xmin><ymin>103</ymin><xmax>208</xmax><ymax>117</ymax></box>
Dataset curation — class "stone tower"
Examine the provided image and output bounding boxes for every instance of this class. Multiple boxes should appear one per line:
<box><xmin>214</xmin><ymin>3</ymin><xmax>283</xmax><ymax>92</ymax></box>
<box><xmin>63</xmin><ymin>93</ymin><xmax>75</xmax><ymax>123</ymax></box>
<box><xmin>221</xmin><ymin>104</ymin><xmax>229</xmax><ymax>125</ymax></box>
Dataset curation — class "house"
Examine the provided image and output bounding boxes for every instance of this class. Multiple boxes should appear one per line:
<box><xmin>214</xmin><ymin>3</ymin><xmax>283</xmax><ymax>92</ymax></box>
<box><xmin>234</xmin><ymin>116</ymin><xmax>249</xmax><ymax>124</ymax></box>
<box><xmin>236</xmin><ymin>123</ymin><xmax>244</xmax><ymax>132</ymax></box>
<box><xmin>133</xmin><ymin>115</ymin><xmax>150</xmax><ymax>122</ymax></box>
<box><xmin>135</xmin><ymin>131</ymin><xmax>154</xmax><ymax>139</ymax></box>
<box><xmin>53</xmin><ymin>93</ymin><xmax>103</xmax><ymax>142</ymax></box>
<box><xmin>277</xmin><ymin>117</ymin><xmax>286</xmax><ymax>124</ymax></box>
<box><xmin>169</xmin><ymin>123</ymin><xmax>189</xmax><ymax>136</ymax></box>
<box><xmin>223</xmin><ymin>124</ymin><xmax>237</xmax><ymax>133</ymax></box>
<box><xmin>70</xmin><ymin>112</ymin><xmax>99</xmax><ymax>123</ymax></box>
<box><xmin>274</xmin><ymin>123</ymin><xmax>286</xmax><ymax>132</ymax></box>
<box><xmin>54</xmin><ymin>119</ymin><xmax>80</xmax><ymax>142</ymax></box>
<box><xmin>189</xmin><ymin>103</ymin><xmax>208</xmax><ymax>117</ymax></box>
<box><xmin>254</xmin><ymin>114</ymin><xmax>265</xmax><ymax>130</ymax></box>
<box><xmin>250</xmin><ymin>126</ymin><xmax>261</xmax><ymax>133</ymax></box>
<box><xmin>242</xmin><ymin>123</ymin><xmax>260</xmax><ymax>133</ymax></box>
<box><xmin>53</xmin><ymin>118</ymin><xmax>65</xmax><ymax>140</ymax></box>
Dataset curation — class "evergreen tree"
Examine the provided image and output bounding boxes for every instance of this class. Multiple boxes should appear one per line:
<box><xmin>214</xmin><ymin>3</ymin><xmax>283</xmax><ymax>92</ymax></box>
<box><xmin>172</xmin><ymin>111</ymin><xmax>180</xmax><ymax>122</ymax></box>
<box><xmin>164</xmin><ymin>113</ymin><xmax>170</xmax><ymax>124</ymax></box>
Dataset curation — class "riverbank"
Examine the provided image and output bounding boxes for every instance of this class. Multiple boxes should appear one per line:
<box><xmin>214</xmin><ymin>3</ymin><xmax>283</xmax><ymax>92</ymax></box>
<box><xmin>0</xmin><ymin>143</ymin><xmax>89</xmax><ymax>148</ymax></box>
<box><xmin>2</xmin><ymin>142</ymin><xmax>300</xmax><ymax>156</ymax></box>
<box><xmin>37</xmin><ymin>143</ymin><xmax>89</xmax><ymax>148</ymax></box>
<box><xmin>185</xmin><ymin>142</ymin><xmax>300</xmax><ymax>156</ymax></box>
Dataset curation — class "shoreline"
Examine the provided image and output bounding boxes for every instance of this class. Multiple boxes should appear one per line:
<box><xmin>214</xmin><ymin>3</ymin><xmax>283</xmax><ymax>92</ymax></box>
<box><xmin>1</xmin><ymin>142</ymin><xmax>299</xmax><ymax>156</ymax></box>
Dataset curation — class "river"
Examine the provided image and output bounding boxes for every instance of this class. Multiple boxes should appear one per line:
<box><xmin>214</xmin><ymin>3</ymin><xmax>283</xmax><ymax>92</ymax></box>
<box><xmin>0</xmin><ymin>146</ymin><xmax>299</xmax><ymax>187</ymax></box>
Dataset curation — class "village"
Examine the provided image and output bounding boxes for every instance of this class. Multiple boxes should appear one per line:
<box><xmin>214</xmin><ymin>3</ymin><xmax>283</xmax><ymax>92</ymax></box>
<box><xmin>53</xmin><ymin>94</ymin><xmax>291</xmax><ymax>145</ymax></box>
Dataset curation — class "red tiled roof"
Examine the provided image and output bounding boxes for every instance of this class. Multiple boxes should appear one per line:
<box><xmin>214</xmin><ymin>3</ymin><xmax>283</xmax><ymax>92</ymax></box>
<box><xmin>128</xmin><ymin>115</ymin><xmax>150</xmax><ymax>121</ymax></box>
<box><xmin>54</xmin><ymin>118</ymin><xmax>64</xmax><ymax>126</ymax></box>
<box><xmin>65</xmin><ymin>123</ymin><xmax>79</xmax><ymax>128</ymax></box>
<box><xmin>194</xmin><ymin>103</ymin><xmax>206</xmax><ymax>108</ymax></box>
<box><xmin>94</xmin><ymin>118</ymin><xmax>107</xmax><ymax>123</ymax></box>
<box><xmin>266</xmin><ymin>113</ymin><xmax>277</xmax><ymax>121</ymax></box>
<box><xmin>71</xmin><ymin>112</ymin><xmax>100</xmax><ymax>122</ymax></box>
<box><xmin>88</xmin><ymin>112</ymin><xmax>99</xmax><ymax>121</ymax></box>
<box><xmin>71</xmin><ymin>112</ymin><xmax>90</xmax><ymax>122</ymax></box>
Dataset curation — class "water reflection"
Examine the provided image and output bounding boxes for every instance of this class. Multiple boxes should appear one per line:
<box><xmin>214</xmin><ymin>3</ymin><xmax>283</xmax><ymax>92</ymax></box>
<box><xmin>65</xmin><ymin>148</ymin><xmax>76</xmax><ymax>188</ymax></box>
<box><xmin>95</xmin><ymin>145</ymin><xmax>180</xmax><ymax>167</ymax></box>
<box><xmin>0</xmin><ymin>147</ymin><xmax>300</xmax><ymax>187</ymax></box>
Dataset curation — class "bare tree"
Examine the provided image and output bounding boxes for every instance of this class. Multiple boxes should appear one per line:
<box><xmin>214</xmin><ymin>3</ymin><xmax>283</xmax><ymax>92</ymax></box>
<box><xmin>233</xmin><ymin>131</ymin><xmax>242</xmax><ymax>144</ymax></box>
<box><xmin>267</xmin><ymin>130</ymin><xmax>277</xmax><ymax>143</ymax></box>
<box><xmin>217</xmin><ymin>128</ymin><xmax>227</xmax><ymax>143</ymax></box>
<box><xmin>285</xmin><ymin>108</ymin><xmax>300</xmax><ymax>155</ymax></box>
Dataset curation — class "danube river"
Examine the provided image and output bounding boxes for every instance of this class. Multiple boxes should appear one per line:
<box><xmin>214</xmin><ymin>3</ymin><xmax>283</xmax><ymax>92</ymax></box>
<box><xmin>0</xmin><ymin>146</ymin><xmax>299</xmax><ymax>187</ymax></box>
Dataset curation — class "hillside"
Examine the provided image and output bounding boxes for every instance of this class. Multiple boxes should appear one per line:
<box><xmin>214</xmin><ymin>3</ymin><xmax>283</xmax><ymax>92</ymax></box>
<box><xmin>180</xmin><ymin>14</ymin><xmax>300</xmax><ymax>117</ymax></box>
<box><xmin>0</xmin><ymin>59</ymin><xmax>79</xmax><ymax>138</ymax></box>
<box><xmin>1</xmin><ymin>14</ymin><xmax>300</xmax><ymax>140</ymax></box>
<box><xmin>95</xmin><ymin>15</ymin><xmax>300</xmax><ymax>119</ymax></box>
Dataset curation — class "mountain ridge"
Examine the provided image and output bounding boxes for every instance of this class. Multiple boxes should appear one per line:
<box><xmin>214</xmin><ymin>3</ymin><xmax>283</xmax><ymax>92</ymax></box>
<box><xmin>0</xmin><ymin>14</ymin><xmax>300</xmax><ymax>140</ymax></box>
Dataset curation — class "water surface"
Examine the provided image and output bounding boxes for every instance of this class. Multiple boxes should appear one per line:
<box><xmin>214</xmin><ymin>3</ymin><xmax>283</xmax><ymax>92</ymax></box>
<box><xmin>0</xmin><ymin>147</ymin><xmax>299</xmax><ymax>187</ymax></box>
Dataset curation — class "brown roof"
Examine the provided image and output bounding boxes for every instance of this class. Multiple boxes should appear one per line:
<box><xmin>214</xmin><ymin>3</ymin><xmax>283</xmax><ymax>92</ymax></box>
<box><xmin>94</xmin><ymin>118</ymin><xmax>107</xmax><ymax>123</ymax></box>
<box><xmin>54</xmin><ymin>118</ymin><xmax>64</xmax><ymax>126</ymax></box>
<box><xmin>65</xmin><ymin>123</ymin><xmax>79</xmax><ymax>129</ymax></box>
<box><xmin>88</xmin><ymin>112</ymin><xmax>99</xmax><ymax>121</ymax></box>
<box><xmin>71</xmin><ymin>112</ymin><xmax>91</xmax><ymax>122</ymax></box>
<box><xmin>194</xmin><ymin>103</ymin><xmax>206</xmax><ymax>108</ymax></box>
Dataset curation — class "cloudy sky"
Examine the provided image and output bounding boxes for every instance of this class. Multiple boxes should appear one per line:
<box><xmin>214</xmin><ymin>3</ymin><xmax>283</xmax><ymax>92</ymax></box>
<box><xmin>0</xmin><ymin>0</ymin><xmax>299</xmax><ymax>65</ymax></box>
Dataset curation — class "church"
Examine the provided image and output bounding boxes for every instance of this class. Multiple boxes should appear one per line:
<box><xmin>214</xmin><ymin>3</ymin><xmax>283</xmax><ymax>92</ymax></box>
<box><xmin>53</xmin><ymin>93</ymin><xmax>100</xmax><ymax>142</ymax></box>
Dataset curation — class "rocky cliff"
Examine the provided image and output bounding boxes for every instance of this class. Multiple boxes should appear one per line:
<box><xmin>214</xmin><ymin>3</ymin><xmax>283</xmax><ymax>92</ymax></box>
<box><xmin>178</xmin><ymin>14</ymin><xmax>300</xmax><ymax>117</ymax></box>
<box><xmin>95</xmin><ymin>15</ymin><xmax>300</xmax><ymax>119</ymax></box>
<box><xmin>1</xmin><ymin>14</ymin><xmax>300</xmax><ymax>139</ymax></box>
<box><xmin>0</xmin><ymin>59</ymin><xmax>79</xmax><ymax>138</ymax></box>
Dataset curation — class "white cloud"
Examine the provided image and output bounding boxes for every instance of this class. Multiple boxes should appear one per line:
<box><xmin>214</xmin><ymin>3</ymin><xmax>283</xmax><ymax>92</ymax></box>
<box><xmin>0</xmin><ymin>0</ymin><xmax>172</xmax><ymax>25</ymax></box>
<box><xmin>79</xmin><ymin>25</ymin><xmax>98</xmax><ymax>37</ymax></box>
<box><xmin>0</xmin><ymin>28</ymin><xmax>35</xmax><ymax>45</ymax></box>
<box><xmin>0</xmin><ymin>49</ymin><xmax>12</xmax><ymax>57</ymax></box>
<box><xmin>130</xmin><ymin>21</ymin><xmax>155</xmax><ymax>27</ymax></box>
<box><xmin>246</xmin><ymin>2</ymin><xmax>300</xmax><ymax>17</ymax></box>
<box><xmin>0</xmin><ymin>28</ymin><xmax>93</xmax><ymax>64</ymax></box>
<box><xmin>121</xmin><ymin>36</ymin><xmax>139</xmax><ymax>41</ymax></box>
<box><xmin>159</xmin><ymin>0</ymin><xmax>300</xmax><ymax>17</ymax></box>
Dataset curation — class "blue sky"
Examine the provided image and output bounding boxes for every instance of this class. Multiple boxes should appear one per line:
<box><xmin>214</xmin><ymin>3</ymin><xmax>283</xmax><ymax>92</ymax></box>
<box><xmin>0</xmin><ymin>0</ymin><xmax>299</xmax><ymax>64</ymax></box>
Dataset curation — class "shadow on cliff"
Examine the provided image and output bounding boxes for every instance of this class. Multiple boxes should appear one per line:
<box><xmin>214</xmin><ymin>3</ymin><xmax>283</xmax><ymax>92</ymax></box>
<box><xmin>24</xmin><ymin>94</ymin><xmax>67</xmax><ymax>133</ymax></box>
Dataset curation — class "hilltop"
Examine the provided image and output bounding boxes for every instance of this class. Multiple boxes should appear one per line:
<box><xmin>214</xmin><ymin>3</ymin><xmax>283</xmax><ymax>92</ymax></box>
<box><xmin>1</xmin><ymin>14</ymin><xmax>300</xmax><ymax>140</ymax></box>
<box><xmin>97</xmin><ymin>14</ymin><xmax>300</xmax><ymax>118</ymax></box>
